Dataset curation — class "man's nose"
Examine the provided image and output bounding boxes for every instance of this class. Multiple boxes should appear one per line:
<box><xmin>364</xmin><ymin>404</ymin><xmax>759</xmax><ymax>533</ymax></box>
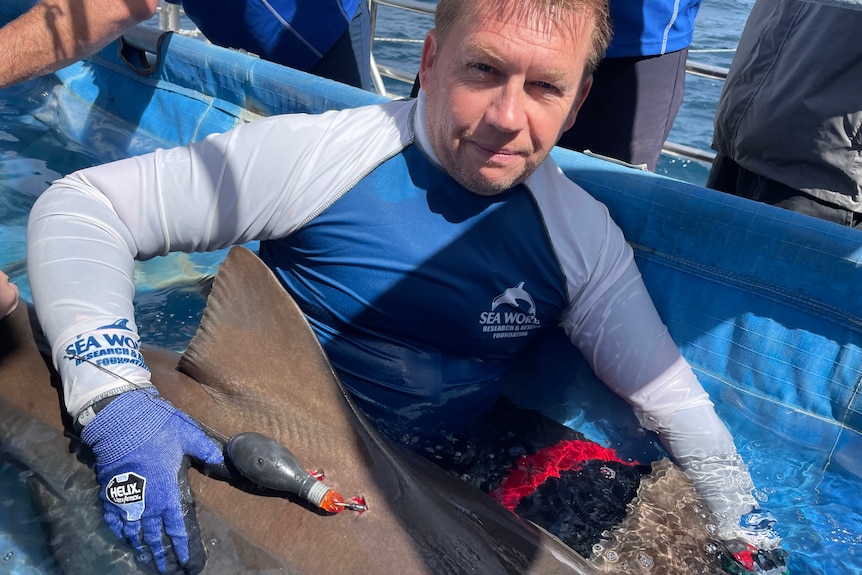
<box><xmin>485</xmin><ymin>80</ymin><xmax>528</xmax><ymax>133</ymax></box>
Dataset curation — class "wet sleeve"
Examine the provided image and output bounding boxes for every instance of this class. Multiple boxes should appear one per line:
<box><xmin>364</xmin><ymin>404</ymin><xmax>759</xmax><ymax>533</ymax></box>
<box><xmin>28</xmin><ymin>102</ymin><xmax>413</xmax><ymax>418</ymax></box>
<box><xmin>560</xmin><ymin>233</ymin><xmax>757</xmax><ymax>530</ymax></box>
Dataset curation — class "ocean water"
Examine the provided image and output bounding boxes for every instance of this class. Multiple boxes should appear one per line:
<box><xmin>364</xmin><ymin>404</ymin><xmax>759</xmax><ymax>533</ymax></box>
<box><xmin>4</xmin><ymin>1</ymin><xmax>862</xmax><ymax>574</ymax></box>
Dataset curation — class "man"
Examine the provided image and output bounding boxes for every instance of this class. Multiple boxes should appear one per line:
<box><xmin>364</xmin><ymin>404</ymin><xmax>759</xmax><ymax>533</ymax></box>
<box><xmin>707</xmin><ymin>0</ymin><xmax>862</xmax><ymax>227</ymax></box>
<box><xmin>27</xmin><ymin>0</ymin><xmax>782</xmax><ymax>573</ymax></box>
<box><xmin>0</xmin><ymin>0</ymin><xmax>371</xmax><ymax>90</ymax></box>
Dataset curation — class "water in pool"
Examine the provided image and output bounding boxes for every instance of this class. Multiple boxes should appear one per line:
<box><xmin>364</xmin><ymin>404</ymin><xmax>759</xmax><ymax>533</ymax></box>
<box><xmin>1</xmin><ymin>51</ymin><xmax>861</xmax><ymax>575</ymax></box>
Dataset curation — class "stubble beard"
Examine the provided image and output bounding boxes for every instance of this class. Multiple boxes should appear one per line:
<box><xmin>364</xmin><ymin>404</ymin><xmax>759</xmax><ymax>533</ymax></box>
<box><xmin>447</xmin><ymin>141</ymin><xmax>541</xmax><ymax>197</ymax></box>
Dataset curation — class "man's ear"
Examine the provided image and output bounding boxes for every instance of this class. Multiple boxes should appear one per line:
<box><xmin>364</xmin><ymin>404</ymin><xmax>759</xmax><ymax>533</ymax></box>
<box><xmin>563</xmin><ymin>74</ymin><xmax>593</xmax><ymax>132</ymax></box>
<box><xmin>417</xmin><ymin>29</ymin><xmax>439</xmax><ymax>89</ymax></box>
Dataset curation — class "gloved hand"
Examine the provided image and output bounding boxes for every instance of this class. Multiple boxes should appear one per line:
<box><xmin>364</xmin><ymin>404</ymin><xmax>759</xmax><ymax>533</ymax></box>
<box><xmin>716</xmin><ymin>509</ymin><xmax>788</xmax><ymax>575</ymax></box>
<box><xmin>81</xmin><ymin>388</ymin><xmax>225</xmax><ymax>574</ymax></box>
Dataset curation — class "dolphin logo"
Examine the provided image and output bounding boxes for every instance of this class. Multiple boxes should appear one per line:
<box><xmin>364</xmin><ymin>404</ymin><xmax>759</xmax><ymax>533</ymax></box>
<box><xmin>97</xmin><ymin>318</ymin><xmax>133</xmax><ymax>331</ymax></box>
<box><xmin>491</xmin><ymin>282</ymin><xmax>536</xmax><ymax>315</ymax></box>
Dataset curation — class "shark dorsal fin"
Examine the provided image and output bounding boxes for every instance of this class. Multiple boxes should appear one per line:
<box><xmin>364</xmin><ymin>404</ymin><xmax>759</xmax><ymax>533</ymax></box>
<box><xmin>172</xmin><ymin>246</ymin><xmax>600</xmax><ymax>575</ymax></box>
<box><xmin>177</xmin><ymin>246</ymin><xmax>364</xmax><ymax>454</ymax></box>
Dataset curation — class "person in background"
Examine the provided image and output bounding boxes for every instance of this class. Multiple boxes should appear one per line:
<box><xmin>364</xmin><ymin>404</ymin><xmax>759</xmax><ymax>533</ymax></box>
<box><xmin>0</xmin><ymin>0</ymin><xmax>372</xmax><ymax>90</ymax></box>
<box><xmin>0</xmin><ymin>271</ymin><xmax>18</xmax><ymax>319</ymax></box>
<box><xmin>706</xmin><ymin>0</ymin><xmax>862</xmax><ymax>228</ymax></box>
<box><xmin>26</xmin><ymin>0</ymin><xmax>784</xmax><ymax>573</ymax></box>
<box><xmin>555</xmin><ymin>0</ymin><xmax>702</xmax><ymax>171</ymax></box>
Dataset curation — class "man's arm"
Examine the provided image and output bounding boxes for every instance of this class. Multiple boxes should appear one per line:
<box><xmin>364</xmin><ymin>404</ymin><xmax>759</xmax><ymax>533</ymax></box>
<box><xmin>0</xmin><ymin>271</ymin><xmax>18</xmax><ymax>318</ymax></box>
<box><xmin>557</xmin><ymin>231</ymin><xmax>784</xmax><ymax>570</ymax></box>
<box><xmin>27</xmin><ymin>103</ymin><xmax>411</xmax><ymax>414</ymax></box>
<box><xmin>0</xmin><ymin>0</ymin><xmax>159</xmax><ymax>89</ymax></box>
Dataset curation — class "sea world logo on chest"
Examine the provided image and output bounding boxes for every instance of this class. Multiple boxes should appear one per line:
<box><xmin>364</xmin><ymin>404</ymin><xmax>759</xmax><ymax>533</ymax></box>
<box><xmin>479</xmin><ymin>282</ymin><xmax>542</xmax><ymax>339</ymax></box>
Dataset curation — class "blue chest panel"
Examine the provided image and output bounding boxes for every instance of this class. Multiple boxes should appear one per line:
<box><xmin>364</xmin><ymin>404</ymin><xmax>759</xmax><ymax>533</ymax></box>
<box><xmin>260</xmin><ymin>145</ymin><xmax>568</xmax><ymax>423</ymax></box>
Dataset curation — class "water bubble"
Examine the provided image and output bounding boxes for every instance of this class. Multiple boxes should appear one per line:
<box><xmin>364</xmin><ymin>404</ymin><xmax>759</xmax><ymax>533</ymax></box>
<box><xmin>636</xmin><ymin>552</ymin><xmax>654</xmax><ymax>568</ymax></box>
<box><xmin>17</xmin><ymin>469</ymin><xmax>35</xmax><ymax>481</ymax></box>
<box><xmin>592</xmin><ymin>543</ymin><xmax>604</xmax><ymax>555</ymax></box>
<box><xmin>4</xmin><ymin>551</ymin><xmax>14</xmax><ymax>561</ymax></box>
<box><xmin>208</xmin><ymin>538</ymin><xmax>219</xmax><ymax>548</ymax></box>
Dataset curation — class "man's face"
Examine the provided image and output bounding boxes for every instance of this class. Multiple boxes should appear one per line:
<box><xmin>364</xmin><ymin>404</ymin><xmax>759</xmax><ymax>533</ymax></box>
<box><xmin>418</xmin><ymin>4</ymin><xmax>594</xmax><ymax>196</ymax></box>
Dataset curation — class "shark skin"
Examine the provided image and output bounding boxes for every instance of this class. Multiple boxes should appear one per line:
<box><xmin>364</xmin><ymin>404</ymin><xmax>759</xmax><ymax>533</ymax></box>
<box><xmin>0</xmin><ymin>304</ymin><xmax>285</xmax><ymax>574</ymax></box>
<box><xmin>0</xmin><ymin>246</ymin><xmax>599</xmax><ymax>575</ymax></box>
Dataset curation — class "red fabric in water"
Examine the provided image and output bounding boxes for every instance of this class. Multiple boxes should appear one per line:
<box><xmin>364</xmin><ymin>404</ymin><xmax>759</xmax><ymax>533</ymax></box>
<box><xmin>490</xmin><ymin>439</ymin><xmax>637</xmax><ymax>510</ymax></box>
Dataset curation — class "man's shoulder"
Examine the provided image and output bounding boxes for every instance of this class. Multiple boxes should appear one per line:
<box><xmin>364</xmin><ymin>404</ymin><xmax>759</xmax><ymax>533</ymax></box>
<box><xmin>526</xmin><ymin>158</ymin><xmax>609</xmax><ymax>213</ymax></box>
<box><xmin>524</xmin><ymin>158</ymin><xmax>623</xmax><ymax>253</ymax></box>
<box><xmin>260</xmin><ymin>99</ymin><xmax>416</xmax><ymax>147</ymax></box>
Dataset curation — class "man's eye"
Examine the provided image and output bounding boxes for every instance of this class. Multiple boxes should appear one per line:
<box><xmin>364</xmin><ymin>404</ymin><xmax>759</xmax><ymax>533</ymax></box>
<box><xmin>533</xmin><ymin>81</ymin><xmax>558</xmax><ymax>92</ymax></box>
<box><xmin>471</xmin><ymin>63</ymin><xmax>495</xmax><ymax>74</ymax></box>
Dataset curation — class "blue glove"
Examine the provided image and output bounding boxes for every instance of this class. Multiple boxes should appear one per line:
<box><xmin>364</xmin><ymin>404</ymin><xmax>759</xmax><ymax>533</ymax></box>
<box><xmin>717</xmin><ymin>509</ymin><xmax>788</xmax><ymax>575</ymax></box>
<box><xmin>81</xmin><ymin>388</ymin><xmax>224</xmax><ymax>574</ymax></box>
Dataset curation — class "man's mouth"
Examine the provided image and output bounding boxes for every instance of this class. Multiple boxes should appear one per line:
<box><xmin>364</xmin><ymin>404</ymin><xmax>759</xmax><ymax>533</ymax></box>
<box><xmin>470</xmin><ymin>141</ymin><xmax>526</xmax><ymax>164</ymax></box>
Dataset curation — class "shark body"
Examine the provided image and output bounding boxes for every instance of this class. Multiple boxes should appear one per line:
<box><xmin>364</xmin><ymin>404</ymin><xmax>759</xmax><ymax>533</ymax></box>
<box><xmin>0</xmin><ymin>246</ymin><xmax>606</xmax><ymax>575</ymax></box>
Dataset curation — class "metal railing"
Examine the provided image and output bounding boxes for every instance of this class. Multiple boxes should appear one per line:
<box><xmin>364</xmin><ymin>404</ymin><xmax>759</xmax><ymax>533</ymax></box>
<box><xmin>368</xmin><ymin>0</ymin><xmax>730</xmax><ymax>85</ymax></box>
<box><xmin>154</xmin><ymin>0</ymin><xmax>727</xmax><ymax>165</ymax></box>
<box><xmin>368</xmin><ymin>0</ymin><xmax>433</xmax><ymax>94</ymax></box>
<box><xmin>368</xmin><ymin>0</ymin><xmax>727</xmax><ymax>165</ymax></box>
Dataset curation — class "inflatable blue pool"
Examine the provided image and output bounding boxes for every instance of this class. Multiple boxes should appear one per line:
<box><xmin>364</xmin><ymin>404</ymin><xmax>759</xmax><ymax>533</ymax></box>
<box><xmin>1</xmin><ymin>4</ymin><xmax>860</xmax><ymax>573</ymax></box>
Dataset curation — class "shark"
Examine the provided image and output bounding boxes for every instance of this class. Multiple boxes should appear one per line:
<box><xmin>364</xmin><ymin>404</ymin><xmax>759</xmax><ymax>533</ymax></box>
<box><xmin>0</xmin><ymin>246</ymin><xmax>727</xmax><ymax>575</ymax></box>
<box><xmin>0</xmin><ymin>246</ymin><xmax>605</xmax><ymax>575</ymax></box>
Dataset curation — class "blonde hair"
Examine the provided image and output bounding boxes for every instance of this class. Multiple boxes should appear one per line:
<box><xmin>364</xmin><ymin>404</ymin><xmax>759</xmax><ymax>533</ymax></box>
<box><xmin>434</xmin><ymin>0</ymin><xmax>611</xmax><ymax>74</ymax></box>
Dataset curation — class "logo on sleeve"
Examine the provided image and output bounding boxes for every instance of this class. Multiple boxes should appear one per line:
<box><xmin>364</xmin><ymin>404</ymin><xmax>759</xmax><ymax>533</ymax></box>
<box><xmin>479</xmin><ymin>282</ymin><xmax>541</xmax><ymax>339</ymax></box>
<box><xmin>63</xmin><ymin>318</ymin><xmax>149</xmax><ymax>372</ymax></box>
<box><xmin>106</xmin><ymin>472</ymin><xmax>147</xmax><ymax>521</ymax></box>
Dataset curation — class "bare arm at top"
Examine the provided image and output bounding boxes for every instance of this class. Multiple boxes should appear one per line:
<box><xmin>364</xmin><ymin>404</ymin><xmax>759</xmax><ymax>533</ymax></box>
<box><xmin>0</xmin><ymin>0</ymin><xmax>159</xmax><ymax>89</ymax></box>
